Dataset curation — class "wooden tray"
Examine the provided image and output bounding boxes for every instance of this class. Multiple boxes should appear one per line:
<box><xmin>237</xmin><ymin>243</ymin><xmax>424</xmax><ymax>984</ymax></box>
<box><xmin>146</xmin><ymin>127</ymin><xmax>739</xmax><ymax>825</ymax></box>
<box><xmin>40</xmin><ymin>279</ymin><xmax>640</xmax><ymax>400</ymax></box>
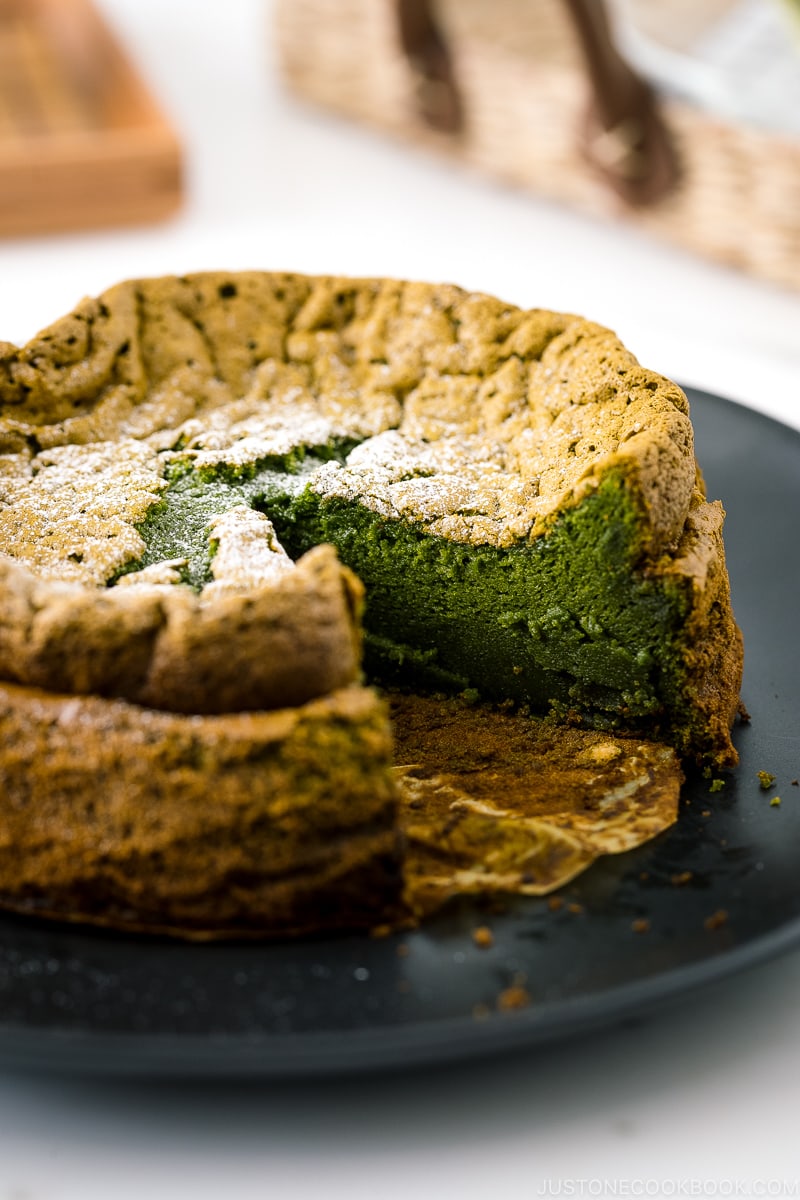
<box><xmin>0</xmin><ymin>0</ymin><xmax>182</xmax><ymax>236</ymax></box>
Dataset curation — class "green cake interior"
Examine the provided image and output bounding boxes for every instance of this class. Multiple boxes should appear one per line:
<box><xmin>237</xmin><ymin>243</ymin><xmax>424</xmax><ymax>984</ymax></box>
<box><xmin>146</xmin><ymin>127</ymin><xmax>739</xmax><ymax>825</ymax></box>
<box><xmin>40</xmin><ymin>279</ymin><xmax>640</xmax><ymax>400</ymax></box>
<box><xmin>127</xmin><ymin>452</ymin><xmax>696</xmax><ymax>752</ymax></box>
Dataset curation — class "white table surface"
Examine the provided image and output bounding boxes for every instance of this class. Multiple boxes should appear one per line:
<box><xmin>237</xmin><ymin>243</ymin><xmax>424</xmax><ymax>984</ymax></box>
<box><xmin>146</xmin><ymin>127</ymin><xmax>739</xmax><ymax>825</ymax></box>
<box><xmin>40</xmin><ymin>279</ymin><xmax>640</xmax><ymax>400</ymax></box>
<box><xmin>0</xmin><ymin>2</ymin><xmax>799</xmax><ymax>1195</ymax></box>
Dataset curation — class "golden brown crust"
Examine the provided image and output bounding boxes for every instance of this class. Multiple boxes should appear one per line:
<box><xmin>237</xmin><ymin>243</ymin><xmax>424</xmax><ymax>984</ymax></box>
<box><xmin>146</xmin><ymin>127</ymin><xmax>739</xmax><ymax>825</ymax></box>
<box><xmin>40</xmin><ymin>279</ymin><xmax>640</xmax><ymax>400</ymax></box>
<box><xmin>0</xmin><ymin>681</ymin><xmax>401</xmax><ymax>936</ymax></box>
<box><xmin>0</xmin><ymin>272</ymin><xmax>696</xmax><ymax>555</ymax></box>
<box><xmin>0</xmin><ymin>544</ymin><xmax>363</xmax><ymax>713</ymax></box>
<box><xmin>661</xmin><ymin>495</ymin><xmax>744</xmax><ymax>768</ymax></box>
<box><xmin>316</xmin><ymin>307</ymin><xmax>695</xmax><ymax>552</ymax></box>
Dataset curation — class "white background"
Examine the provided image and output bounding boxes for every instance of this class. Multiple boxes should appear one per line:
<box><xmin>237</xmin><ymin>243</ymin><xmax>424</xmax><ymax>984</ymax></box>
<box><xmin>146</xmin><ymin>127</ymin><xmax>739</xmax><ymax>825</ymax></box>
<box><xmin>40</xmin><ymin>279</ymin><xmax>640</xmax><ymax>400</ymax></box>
<box><xmin>0</xmin><ymin>2</ymin><xmax>799</xmax><ymax>1196</ymax></box>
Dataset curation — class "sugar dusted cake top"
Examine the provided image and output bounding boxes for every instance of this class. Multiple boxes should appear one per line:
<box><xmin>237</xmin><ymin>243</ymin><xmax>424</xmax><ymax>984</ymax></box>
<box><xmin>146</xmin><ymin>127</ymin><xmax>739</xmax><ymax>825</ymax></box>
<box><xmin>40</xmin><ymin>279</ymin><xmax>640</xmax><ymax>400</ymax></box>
<box><xmin>1</xmin><ymin>272</ymin><xmax>695</xmax><ymax>573</ymax></box>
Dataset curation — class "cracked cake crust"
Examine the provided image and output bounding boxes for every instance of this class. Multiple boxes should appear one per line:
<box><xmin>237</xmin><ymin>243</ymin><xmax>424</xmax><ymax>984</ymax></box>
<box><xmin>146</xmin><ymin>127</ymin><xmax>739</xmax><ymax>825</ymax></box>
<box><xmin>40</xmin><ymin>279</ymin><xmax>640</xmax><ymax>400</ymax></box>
<box><xmin>1</xmin><ymin>272</ymin><xmax>695</xmax><ymax>555</ymax></box>
<box><xmin>0</xmin><ymin>272</ymin><xmax>742</xmax><ymax>766</ymax></box>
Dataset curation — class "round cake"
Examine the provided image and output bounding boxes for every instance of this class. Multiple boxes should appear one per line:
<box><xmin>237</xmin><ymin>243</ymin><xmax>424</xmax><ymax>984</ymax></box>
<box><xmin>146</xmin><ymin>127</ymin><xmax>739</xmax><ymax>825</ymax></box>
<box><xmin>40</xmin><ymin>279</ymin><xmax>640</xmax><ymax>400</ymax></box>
<box><xmin>0</xmin><ymin>271</ymin><xmax>743</xmax><ymax>936</ymax></box>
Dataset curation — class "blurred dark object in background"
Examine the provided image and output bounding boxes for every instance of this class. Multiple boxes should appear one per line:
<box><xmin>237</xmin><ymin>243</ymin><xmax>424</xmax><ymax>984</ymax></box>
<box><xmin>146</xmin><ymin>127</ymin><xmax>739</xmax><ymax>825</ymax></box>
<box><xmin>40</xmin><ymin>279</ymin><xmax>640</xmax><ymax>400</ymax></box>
<box><xmin>0</xmin><ymin>0</ymin><xmax>181</xmax><ymax>237</ymax></box>
<box><xmin>276</xmin><ymin>0</ymin><xmax>800</xmax><ymax>290</ymax></box>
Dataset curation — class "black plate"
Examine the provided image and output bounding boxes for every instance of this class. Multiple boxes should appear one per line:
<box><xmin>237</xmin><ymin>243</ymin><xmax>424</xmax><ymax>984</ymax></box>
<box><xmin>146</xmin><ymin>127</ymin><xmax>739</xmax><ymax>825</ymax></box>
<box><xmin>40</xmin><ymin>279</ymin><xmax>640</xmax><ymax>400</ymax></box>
<box><xmin>1</xmin><ymin>387</ymin><xmax>799</xmax><ymax>1079</ymax></box>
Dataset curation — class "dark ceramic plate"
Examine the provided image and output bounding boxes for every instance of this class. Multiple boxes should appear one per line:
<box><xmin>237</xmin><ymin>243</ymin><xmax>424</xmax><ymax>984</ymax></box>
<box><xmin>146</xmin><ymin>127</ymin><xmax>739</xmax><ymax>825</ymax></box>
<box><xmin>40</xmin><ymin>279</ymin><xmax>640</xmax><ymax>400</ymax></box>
<box><xmin>1</xmin><ymin>387</ymin><xmax>798</xmax><ymax>1079</ymax></box>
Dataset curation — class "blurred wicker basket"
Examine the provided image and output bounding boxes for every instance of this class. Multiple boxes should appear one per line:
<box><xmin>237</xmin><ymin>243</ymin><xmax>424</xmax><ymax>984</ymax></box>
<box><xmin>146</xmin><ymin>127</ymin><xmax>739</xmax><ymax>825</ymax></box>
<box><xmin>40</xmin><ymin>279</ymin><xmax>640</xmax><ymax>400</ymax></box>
<box><xmin>275</xmin><ymin>0</ymin><xmax>800</xmax><ymax>290</ymax></box>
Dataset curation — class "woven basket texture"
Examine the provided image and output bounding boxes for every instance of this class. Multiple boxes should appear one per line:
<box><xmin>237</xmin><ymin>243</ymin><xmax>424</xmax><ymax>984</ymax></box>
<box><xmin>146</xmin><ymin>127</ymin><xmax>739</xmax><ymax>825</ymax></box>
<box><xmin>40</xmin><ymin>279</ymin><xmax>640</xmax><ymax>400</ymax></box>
<box><xmin>276</xmin><ymin>0</ymin><xmax>800</xmax><ymax>290</ymax></box>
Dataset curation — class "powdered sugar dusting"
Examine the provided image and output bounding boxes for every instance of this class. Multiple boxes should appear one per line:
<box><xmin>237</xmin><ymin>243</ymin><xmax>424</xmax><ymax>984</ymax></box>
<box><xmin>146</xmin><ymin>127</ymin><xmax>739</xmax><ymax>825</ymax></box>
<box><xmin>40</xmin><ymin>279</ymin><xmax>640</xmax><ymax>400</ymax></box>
<box><xmin>0</xmin><ymin>440</ymin><xmax>167</xmax><ymax>585</ymax></box>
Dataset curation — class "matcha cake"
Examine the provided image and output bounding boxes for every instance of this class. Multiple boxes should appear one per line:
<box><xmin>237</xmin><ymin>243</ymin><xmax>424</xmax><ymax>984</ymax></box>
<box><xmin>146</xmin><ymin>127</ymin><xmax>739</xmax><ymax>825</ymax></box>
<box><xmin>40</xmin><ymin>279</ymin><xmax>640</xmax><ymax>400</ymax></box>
<box><xmin>0</xmin><ymin>271</ymin><xmax>743</xmax><ymax>935</ymax></box>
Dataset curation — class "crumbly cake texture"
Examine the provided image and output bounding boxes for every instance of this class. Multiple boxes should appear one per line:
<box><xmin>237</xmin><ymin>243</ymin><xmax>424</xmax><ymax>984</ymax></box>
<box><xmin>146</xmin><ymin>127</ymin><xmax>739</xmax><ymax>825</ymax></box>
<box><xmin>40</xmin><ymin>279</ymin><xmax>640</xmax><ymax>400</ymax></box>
<box><xmin>0</xmin><ymin>271</ymin><xmax>742</xmax><ymax>769</ymax></box>
<box><xmin>0</xmin><ymin>681</ymin><xmax>400</xmax><ymax>938</ymax></box>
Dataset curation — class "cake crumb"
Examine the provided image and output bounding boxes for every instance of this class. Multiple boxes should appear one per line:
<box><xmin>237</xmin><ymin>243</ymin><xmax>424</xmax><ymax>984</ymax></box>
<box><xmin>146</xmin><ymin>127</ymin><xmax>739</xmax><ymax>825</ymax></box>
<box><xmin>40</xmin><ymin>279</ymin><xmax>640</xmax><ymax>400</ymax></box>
<box><xmin>792</xmin><ymin>780</ymin><xmax>798</xmax><ymax>787</ymax></box>
<box><xmin>704</xmin><ymin>909</ymin><xmax>729</xmax><ymax>931</ymax></box>
<box><xmin>770</xmin><ymin>796</ymin><xmax>782</xmax><ymax>807</ymax></box>
<box><xmin>472</xmin><ymin>925</ymin><xmax>494</xmax><ymax>949</ymax></box>
<box><xmin>369</xmin><ymin>923</ymin><xmax>393</xmax><ymax>939</ymax></box>
<box><xmin>709</xmin><ymin>778</ymin><xmax>725</xmax><ymax>793</ymax></box>
<box><xmin>671</xmin><ymin>870</ymin><xmax>693</xmax><ymax>886</ymax></box>
<box><xmin>631</xmin><ymin>918</ymin><xmax>651</xmax><ymax>934</ymax></box>
<box><xmin>701</xmin><ymin>810</ymin><xmax>711</xmax><ymax>818</ymax></box>
<box><xmin>758</xmin><ymin>771</ymin><xmax>777</xmax><ymax>790</ymax></box>
<box><xmin>497</xmin><ymin>985</ymin><xmax>531</xmax><ymax>1011</ymax></box>
<box><xmin>547</xmin><ymin>896</ymin><xmax>564</xmax><ymax>912</ymax></box>
<box><xmin>567</xmin><ymin>902</ymin><xmax>584</xmax><ymax>915</ymax></box>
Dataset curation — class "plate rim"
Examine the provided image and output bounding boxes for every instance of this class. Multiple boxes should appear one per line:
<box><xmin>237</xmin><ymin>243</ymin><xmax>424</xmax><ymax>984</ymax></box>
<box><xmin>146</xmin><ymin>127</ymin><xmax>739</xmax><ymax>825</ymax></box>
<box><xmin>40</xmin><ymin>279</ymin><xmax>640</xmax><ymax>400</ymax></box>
<box><xmin>1</xmin><ymin>908</ymin><xmax>800</xmax><ymax>1079</ymax></box>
